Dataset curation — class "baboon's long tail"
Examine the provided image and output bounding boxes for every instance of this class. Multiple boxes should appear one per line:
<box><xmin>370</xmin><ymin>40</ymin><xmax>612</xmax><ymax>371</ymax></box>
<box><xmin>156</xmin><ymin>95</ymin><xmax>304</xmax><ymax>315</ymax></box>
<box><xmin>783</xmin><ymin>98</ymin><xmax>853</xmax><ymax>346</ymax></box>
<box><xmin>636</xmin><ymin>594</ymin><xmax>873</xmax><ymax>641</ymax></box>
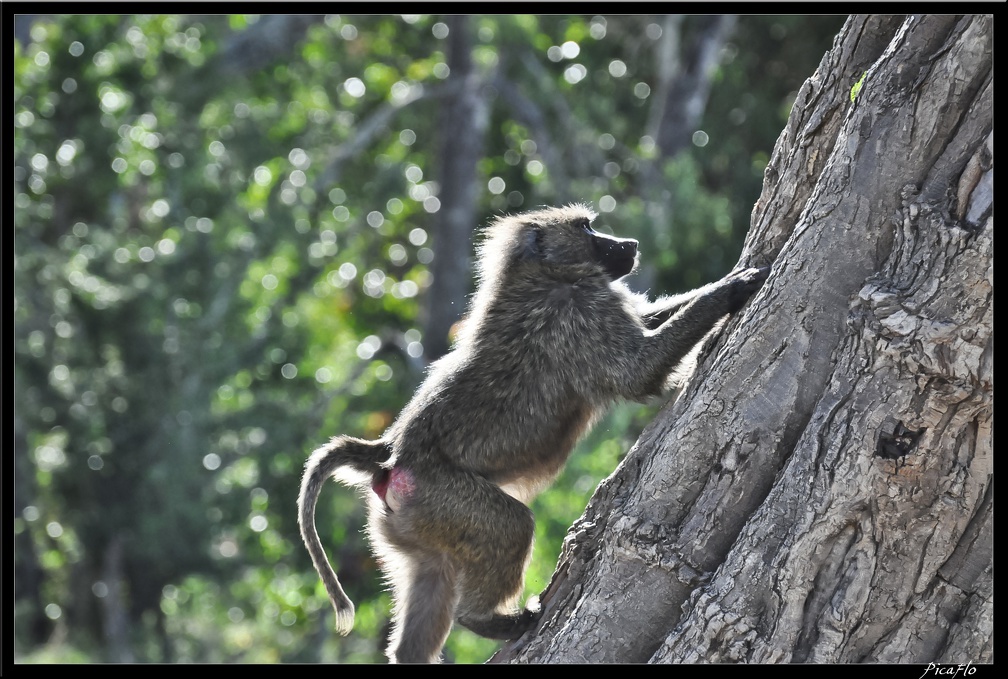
<box><xmin>297</xmin><ymin>436</ymin><xmax>392</xmax><ymax>634</ymax></box>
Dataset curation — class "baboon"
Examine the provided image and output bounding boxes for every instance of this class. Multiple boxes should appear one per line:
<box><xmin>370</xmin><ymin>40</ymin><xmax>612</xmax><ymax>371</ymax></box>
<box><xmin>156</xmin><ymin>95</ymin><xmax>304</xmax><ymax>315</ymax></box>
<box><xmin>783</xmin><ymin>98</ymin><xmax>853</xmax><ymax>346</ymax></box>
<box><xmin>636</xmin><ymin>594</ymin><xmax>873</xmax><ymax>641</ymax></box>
<box><xmin>298</xmin><ymin>204</ymin><xmax>769</xmax><ymax>663</ymax></box>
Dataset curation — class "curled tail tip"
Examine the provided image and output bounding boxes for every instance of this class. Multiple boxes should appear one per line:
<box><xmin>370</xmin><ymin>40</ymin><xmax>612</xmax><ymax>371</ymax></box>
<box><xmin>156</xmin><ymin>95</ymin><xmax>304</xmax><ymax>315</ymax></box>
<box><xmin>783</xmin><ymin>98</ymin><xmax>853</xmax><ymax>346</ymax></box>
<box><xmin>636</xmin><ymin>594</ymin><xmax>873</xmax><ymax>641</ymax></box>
<box><xmin>335</xmin><ymin>605</ymin><xmax>355</xmax><ymax>635</ymax></box>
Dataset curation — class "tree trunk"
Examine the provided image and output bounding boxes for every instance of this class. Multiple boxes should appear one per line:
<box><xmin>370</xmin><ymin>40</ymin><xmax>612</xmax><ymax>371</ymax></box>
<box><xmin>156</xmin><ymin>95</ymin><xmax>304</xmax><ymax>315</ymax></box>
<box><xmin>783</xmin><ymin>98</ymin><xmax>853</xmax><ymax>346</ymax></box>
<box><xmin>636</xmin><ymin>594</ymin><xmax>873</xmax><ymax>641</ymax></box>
<box><xmin>635</xmin><ymin>14</ymin><xmax>737</xmax><ymax>293</ymax></box>
<box><xmin>495</xmin><ymin>14</ymin><xmax>992</xmax><ymax>664</ymax></box>
<box><xmin>647</xmin><ymin>14</ymin><xmax>738</xmax><ymax>159</ymax></box>
<box><xmin>422</xmin><ymin>15</ymin><xmax>489</xmax><ymax>360</ymax></box>
<box><xmin>101</xmin><ymin>536</ymin><xmax>135</xmax><ymax>662</ymax></box>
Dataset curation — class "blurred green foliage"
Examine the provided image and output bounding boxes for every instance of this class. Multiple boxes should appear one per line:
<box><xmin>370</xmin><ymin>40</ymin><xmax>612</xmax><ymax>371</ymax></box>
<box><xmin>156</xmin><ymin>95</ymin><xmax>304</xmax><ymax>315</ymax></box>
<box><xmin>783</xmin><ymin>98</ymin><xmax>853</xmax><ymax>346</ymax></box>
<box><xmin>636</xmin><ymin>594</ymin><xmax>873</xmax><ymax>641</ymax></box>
<box><xmin>13</xmin><ymin>14</ymin><xmax>844</xmax><ymax>663</ymax></box>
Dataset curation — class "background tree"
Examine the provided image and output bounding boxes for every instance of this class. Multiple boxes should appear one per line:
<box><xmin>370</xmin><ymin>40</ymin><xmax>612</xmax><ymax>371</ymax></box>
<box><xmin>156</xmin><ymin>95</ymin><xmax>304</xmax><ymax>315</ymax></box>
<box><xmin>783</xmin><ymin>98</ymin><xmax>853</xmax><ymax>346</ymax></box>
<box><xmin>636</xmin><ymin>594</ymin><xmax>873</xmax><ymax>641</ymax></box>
<box><xmin>496</xmin><ymin>13</ymin><xmax>992</xmax><ymax>663</ymax></box>
<box><xmin>14</xmin><ymin>13</ymin><xmax>846</xmax><ymax>663</ymax></box>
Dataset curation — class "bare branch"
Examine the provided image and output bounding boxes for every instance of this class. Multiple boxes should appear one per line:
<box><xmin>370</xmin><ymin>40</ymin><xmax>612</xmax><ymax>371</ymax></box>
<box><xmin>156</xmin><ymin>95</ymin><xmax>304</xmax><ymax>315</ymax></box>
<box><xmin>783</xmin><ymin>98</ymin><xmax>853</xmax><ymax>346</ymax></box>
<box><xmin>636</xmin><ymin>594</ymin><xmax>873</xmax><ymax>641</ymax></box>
<box><xmin>219</xmin><ymin>15</ymin><xmax>325</xmax><ymax>74</ymax></box>
<box><xmin>314</xmin><ymin>79</ymin><xmax>464</xmax><ymax>191</ymax></box>
<box><xmin>492</xmin><ymin>75</ymin><xmax>571</xmax><ymax>201</ymax></box>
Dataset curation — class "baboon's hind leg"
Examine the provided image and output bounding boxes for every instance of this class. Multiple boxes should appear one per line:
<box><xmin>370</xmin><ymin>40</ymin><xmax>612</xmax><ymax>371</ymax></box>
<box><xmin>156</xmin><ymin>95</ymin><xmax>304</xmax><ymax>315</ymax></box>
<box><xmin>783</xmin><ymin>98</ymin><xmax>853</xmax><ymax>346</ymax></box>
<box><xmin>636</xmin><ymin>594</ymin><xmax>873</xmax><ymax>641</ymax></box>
<box><xmin>386</xmin><ymin>553</ymin><xmax>459</xmax><ymax>663</ymax></box>
<box><xmin>452</xmin><ymin>476</ymin><xmax>539</xmax><ymax>639</ymax></box>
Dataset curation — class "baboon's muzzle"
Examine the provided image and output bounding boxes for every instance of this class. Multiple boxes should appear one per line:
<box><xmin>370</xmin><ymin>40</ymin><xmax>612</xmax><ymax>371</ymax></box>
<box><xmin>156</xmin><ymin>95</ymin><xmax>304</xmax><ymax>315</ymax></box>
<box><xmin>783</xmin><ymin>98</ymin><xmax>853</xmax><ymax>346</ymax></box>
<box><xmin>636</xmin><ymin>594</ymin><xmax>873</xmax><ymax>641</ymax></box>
<box><xmin>591</xmin><ymin>231</ymin><xmax>639</xmax><ymax>280</ymax></box>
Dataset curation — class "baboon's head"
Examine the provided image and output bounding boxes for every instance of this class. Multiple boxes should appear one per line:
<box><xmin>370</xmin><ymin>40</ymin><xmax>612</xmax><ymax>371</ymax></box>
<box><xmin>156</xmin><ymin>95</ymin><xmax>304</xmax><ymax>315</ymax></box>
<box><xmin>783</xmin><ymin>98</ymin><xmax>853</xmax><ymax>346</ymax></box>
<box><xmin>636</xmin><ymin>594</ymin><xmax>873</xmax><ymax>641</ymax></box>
<box><xmin>480</xmin><ymin>204</ymin><xmax>639</xmax><ymax>285</ymax></box>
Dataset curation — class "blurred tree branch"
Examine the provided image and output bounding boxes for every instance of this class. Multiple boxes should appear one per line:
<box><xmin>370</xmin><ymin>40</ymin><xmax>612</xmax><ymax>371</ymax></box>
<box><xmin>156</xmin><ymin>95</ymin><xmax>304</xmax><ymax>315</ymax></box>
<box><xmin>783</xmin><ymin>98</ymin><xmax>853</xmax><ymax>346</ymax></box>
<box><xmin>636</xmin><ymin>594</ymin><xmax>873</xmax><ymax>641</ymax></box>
<box><xmin>218</xmin><ymin>15</ymin><xmax>325</xmax><ymax>74</ymax></box>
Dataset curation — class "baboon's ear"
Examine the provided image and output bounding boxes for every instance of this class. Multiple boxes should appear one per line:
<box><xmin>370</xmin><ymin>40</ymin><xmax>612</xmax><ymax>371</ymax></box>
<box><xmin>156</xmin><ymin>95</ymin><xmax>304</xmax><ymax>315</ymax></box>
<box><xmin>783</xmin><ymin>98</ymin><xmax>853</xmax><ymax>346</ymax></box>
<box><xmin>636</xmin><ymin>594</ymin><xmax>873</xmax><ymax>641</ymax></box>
<box><xmin>516</xmin><ymin>226</ymin><xmax>544</xmax><ymax>261</ymax></box>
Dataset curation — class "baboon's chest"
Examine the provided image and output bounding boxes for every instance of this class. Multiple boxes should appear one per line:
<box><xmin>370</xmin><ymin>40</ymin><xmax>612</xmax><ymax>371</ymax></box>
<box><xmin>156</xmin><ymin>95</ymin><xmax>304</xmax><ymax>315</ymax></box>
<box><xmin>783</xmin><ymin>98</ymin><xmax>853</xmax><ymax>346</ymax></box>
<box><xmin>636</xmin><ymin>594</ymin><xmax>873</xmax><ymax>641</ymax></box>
<box><xmin>490</xmin><ymin>402</ymin><xmax>596</xmax><ymax>491</ymax></box>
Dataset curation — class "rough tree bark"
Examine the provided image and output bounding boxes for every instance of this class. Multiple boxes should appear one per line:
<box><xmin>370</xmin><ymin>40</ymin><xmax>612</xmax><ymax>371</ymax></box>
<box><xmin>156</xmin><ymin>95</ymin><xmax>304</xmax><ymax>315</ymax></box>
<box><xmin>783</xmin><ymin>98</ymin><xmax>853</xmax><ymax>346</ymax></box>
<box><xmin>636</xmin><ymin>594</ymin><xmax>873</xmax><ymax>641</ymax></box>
<box><xmin>495</xmin><ymin>14</ymin><xmax>992</xmax><ymax>664</ymax></box>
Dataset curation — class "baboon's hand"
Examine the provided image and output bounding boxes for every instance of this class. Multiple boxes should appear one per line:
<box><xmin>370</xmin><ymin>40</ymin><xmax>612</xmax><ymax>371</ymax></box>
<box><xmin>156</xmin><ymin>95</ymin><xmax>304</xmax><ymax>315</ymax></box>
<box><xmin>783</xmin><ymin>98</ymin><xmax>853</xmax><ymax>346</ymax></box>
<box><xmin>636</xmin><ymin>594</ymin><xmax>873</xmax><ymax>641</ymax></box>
<box><xmin>724</xmin><ymin>266</ymin><xmax>770</xmax><ymax>313</ymax></box>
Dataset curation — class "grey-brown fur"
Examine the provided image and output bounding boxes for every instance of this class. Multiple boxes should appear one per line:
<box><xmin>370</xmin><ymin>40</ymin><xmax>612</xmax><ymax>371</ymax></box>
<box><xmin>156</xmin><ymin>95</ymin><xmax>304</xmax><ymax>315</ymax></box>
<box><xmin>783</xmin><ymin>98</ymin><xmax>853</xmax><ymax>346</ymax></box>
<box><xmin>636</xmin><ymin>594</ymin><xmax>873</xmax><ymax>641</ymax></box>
<box><xmin>297</xmin><ymin>204</ymin><xmax>768</xmax><ymax>662</ymax></box>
